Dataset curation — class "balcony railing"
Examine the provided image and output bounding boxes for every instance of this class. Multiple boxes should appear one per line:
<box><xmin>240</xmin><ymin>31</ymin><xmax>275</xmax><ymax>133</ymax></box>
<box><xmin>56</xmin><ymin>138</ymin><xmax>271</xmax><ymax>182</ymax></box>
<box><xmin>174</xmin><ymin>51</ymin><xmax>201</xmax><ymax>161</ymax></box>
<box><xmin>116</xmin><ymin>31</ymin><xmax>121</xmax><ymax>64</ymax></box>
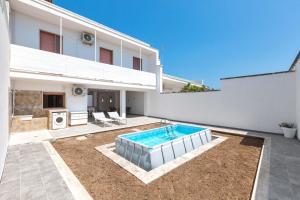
<box><xmin>10</xmin><ymin>44</ymin><xmax>157</xmax><ymax>88</ymax></box>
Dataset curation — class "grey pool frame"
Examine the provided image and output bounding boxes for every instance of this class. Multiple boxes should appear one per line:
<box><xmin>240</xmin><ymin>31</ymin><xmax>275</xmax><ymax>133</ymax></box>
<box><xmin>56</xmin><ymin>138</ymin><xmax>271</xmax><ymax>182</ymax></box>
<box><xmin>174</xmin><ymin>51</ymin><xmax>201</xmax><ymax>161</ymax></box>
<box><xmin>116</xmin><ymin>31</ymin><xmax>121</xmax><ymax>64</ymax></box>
<box><xmin>115</xmin><ymin>125</ymin><xmax>212</xmax><ymax>171</ymax></box>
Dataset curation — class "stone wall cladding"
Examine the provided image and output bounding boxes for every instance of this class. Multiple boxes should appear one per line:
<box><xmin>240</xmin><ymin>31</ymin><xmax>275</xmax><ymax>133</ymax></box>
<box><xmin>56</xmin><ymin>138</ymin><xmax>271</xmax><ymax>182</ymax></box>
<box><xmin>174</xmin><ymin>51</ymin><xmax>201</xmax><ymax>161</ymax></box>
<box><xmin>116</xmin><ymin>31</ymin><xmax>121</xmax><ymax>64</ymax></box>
<box><xmin>10</xmin><ymin>117</ymin><xmax>48</xmax><ymax>133</ymax></box>
<box><xmin>14</xmin><ymin>90</ymin><xmax>47</xmax><ymax>117</ymax></box>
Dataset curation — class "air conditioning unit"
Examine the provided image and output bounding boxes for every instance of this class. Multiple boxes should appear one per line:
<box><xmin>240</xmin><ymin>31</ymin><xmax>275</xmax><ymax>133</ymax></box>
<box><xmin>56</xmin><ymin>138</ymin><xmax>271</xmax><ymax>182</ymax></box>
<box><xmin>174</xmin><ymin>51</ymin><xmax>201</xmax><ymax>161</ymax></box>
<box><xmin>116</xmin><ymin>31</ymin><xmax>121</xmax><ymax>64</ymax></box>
<box><xmin>72</xmin><ymin>87</ymin><xmax>87</xmax><ymax>96</ymax></box>
<box><xmin>81</xmin><ymin>32</ymin><xmax>94</xmax><ymax>45</ymax></box>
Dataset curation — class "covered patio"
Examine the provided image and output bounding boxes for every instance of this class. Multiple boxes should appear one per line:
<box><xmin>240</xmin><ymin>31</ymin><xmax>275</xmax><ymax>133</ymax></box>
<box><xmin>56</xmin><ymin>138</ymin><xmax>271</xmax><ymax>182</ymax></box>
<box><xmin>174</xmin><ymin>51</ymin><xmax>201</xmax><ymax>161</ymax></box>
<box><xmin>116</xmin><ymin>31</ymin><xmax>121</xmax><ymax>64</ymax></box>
<box><xmin>9</xmin><ymin>115</ymin><xmax>161</xmax><ymax>145</ymax></box>
<box><xmin>50</xmin><ymin>115</ymin><xmax>160</xmax><ymax>139</ymax></box>
<box><xmin>87</xmin><ymin>88</ymin><xmax>146</xmax><ymax>120</ymax></box>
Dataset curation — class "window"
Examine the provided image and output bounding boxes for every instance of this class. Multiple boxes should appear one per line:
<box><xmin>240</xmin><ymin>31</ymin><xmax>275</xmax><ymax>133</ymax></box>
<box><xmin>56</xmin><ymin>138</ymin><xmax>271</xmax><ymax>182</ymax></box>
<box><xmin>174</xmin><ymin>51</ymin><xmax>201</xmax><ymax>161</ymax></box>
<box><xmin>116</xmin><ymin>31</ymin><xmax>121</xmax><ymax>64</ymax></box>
<box><xmin>100</xmin><ymin>48</ymin><xmax>113</xmax><ymax>65</ymax></box>
<box><xmin>44</xmin><ymin>0</ymin><xmax>53</xmax><ymax>3</ymax></box>
<box><xmin>133</xmin><ymin>57</ymin><xmax>142</xmax><ymax>70</ymax></box>
<box><xmin>43</xmin><ymin>93</ymin><xmax>65</xmax><ymax>108</ymax></box>
<box><xmin>40</xmin><ymin>30</ymin><xmax>62</xmax><ymax>54</ymax></box>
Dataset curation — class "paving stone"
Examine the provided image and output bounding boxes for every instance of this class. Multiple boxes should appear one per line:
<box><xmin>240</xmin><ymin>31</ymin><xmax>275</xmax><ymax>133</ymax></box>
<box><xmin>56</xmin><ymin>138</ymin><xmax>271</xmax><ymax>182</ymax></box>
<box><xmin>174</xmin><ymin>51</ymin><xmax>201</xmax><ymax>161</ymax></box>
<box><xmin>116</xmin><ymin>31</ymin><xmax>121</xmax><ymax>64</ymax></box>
<box><xmin>2</xmin><ymin>143</ymin><xmax>75</xmax><ymax>200</ymax></box>
<box><xmin>0</xmin><ymin>191</ymin><xmax>20</xmax><ymax>200</ymax></box>
<box><xmin>269</xmin><ymin>155</ymin><xmax>289</xmax><ymax>182</ymax></box>
<box><xmin>21</xmin><ymin>173</ymin><xmax>43</xmax><ymax>188</ymax></box>
<box><xmin>268</xmin><ymin>175</ymin><xmax>294</xmax><ymax>200</ymax></box>
<box><xmin>41</xmin><ymin>169</ymin><xmax>62</xmax><ymax>184</ymax></box>
<box><xmin>21</xmin><ymin>184</ymin><xmax>47</xmax><ymax>200</ymax></box>
<box><xmin>20</xmin><ymin>162</ymin><xmax>40</xmax><ymax>173</ymax></box>
<box><xmin>1</xmin><ymin>167</ymin><xmax>20</xmax><ymax>183</ymax></box>
<box><xmin>0</xmin><ymin>180</ymin><xmax>20</xmax><ymax>195</ymax></box>
<box><xmin>291</xmin><ymin>183</ymin><xmax>300</xmax><ymax>200</ymax></box>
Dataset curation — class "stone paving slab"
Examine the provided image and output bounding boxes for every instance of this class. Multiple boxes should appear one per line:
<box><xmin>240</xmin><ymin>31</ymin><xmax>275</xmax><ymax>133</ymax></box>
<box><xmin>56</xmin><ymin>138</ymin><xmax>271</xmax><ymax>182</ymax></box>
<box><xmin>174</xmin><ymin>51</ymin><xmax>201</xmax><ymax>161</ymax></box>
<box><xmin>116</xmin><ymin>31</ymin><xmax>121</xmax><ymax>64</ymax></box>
<box><xmin>0</xmin><ymin>143</ymin><xmax>75</xmax><ymax>200</ymax></box>
<box><xmin>247</xmin><ymin>131</ymin><xmax>300</xmax><ymax>200</ymax></box>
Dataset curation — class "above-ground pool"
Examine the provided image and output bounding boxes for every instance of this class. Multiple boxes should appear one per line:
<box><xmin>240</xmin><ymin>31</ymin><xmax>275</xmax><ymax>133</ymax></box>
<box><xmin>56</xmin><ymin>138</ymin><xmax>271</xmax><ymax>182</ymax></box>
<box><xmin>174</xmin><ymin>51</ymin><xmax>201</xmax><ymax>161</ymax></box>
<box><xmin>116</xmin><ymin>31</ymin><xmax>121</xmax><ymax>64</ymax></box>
<box><xmin>115</xmin><ymin>124</ymin><xmax>212</xmax><ymax>171</ymax></box>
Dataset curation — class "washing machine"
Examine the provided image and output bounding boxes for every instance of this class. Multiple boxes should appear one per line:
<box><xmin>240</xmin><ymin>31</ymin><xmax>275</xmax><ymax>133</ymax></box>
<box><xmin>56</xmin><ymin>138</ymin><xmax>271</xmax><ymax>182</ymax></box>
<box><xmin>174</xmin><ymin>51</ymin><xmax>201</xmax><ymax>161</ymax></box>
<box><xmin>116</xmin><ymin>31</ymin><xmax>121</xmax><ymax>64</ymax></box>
<box><xmin>52</xmin><ymin>112</ymin><xmax>67</xmax><ymax>129</ymax></box>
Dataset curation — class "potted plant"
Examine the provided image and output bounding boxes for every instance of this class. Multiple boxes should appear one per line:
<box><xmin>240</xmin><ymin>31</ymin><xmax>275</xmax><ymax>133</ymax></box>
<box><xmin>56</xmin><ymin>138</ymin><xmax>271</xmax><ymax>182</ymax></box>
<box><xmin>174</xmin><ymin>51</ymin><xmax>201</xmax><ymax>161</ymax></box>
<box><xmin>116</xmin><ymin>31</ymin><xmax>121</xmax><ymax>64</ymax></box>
<box><xmin>279</xmin><ymin>122</ymin><xmax>297</xmax><ymax>138</ymax></box>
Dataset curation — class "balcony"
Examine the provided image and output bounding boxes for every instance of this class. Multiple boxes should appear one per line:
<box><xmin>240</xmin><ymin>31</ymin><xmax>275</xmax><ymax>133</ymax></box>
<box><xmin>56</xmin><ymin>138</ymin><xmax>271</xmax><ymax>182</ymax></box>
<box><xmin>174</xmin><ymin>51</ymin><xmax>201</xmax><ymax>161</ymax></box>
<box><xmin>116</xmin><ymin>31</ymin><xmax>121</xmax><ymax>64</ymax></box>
<box><xmin>10</xmin><ymin>45</ymin><xmax>157</xmax><ymax>89</ymax></box>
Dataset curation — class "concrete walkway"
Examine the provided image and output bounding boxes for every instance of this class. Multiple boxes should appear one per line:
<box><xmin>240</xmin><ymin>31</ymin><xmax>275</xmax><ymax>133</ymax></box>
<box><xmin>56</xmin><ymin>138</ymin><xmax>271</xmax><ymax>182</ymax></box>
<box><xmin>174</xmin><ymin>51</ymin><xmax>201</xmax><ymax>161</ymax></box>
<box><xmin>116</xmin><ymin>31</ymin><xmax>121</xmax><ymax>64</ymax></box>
<box><xmin>250</xmin><ymin>131</ymin><xmax>300</xmax><ymax>200</ymax></box>
<box><xmin>0</xmin><ymin>143</ymin><xmax>74</xmax><ymax>200</ymax></box>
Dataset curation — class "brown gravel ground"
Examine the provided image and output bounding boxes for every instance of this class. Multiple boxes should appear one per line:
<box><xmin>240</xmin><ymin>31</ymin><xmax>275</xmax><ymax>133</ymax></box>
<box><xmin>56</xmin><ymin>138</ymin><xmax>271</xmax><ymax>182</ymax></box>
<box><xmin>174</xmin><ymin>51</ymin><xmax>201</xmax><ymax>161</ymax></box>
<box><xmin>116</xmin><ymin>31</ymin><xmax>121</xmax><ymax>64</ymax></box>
<box><xmin>52</xmin><ymin>123</ymin><xmax>263</xmax><ymax>200</ymax></box>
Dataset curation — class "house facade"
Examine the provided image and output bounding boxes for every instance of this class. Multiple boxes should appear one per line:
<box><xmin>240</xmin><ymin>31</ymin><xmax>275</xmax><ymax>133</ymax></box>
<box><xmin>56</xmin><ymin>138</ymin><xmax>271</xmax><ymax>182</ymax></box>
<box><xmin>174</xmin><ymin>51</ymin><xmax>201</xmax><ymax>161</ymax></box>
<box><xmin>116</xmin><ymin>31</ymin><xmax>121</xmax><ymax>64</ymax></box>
<box><xmin>8</xmin><ymin>0</ymin><xmax>166</xmax><ymax>132</ymax></box>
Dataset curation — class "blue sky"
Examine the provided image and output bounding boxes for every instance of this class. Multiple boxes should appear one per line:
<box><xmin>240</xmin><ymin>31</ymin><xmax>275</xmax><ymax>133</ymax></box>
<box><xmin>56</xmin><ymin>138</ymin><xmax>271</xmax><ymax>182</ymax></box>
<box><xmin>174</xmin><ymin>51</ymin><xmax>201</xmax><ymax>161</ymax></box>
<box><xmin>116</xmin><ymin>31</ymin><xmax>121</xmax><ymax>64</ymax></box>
<box><xmin>55</xmin><ymin>0</ymin><xmax>300</xmax><ymax>88</ymax></box>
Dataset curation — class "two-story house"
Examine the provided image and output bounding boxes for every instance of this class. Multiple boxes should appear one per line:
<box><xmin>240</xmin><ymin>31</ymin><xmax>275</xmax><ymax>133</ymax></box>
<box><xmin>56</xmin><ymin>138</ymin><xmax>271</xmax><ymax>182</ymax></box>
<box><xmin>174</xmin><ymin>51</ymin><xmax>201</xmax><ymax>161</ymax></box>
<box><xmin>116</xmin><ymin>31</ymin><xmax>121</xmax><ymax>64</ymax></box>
<box><xmin>9</xmin><ymin>0</ymin><xmax>164</xmax><ymax>131</ymax></box>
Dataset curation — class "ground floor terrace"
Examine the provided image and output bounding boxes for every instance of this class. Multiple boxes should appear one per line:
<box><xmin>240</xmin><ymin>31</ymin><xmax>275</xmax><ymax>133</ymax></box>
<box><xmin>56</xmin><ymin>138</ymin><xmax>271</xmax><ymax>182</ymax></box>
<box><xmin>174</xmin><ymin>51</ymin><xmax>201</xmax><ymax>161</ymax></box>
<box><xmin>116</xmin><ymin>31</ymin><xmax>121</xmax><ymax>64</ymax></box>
<box><xmin>10</xmin><ymin>78</ymin><xmax>148</xmax><ymax>134</ymax></box>
<box><xmin>1</xmin><ymin>117</ymin><xmax>300</xmax><ymax>200</ymax></box>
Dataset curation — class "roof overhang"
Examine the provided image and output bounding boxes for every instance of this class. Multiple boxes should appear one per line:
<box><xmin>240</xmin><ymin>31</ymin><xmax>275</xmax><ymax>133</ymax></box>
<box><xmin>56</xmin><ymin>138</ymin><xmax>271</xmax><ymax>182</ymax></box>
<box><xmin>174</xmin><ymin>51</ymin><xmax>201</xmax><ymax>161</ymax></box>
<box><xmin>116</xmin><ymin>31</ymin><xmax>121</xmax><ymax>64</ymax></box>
<box><xmin>9</xmin><ymin>0</ymin><xmax>158</xmax><ymax>55</ymax></box>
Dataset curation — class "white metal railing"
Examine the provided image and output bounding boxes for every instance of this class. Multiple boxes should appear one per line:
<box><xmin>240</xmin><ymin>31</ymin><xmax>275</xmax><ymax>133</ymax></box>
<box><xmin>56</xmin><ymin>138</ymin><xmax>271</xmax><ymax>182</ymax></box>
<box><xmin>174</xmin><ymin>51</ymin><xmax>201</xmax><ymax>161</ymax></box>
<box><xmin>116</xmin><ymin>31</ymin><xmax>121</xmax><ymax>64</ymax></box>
<box><xmin>10</xmin><ymin>44</ymin><xmax>157</xmax><ymax>87</ymax></box>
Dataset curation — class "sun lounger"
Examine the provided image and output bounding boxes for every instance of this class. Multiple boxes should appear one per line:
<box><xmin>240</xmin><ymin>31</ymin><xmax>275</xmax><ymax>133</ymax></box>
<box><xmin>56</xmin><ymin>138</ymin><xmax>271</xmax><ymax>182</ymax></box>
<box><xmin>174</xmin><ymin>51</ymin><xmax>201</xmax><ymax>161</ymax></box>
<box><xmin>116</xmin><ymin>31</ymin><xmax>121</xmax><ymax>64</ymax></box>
<box><xmin>93</xmin><ymin>112</ymin><xmax>113</xmax><ymax>126</ymax></box>
<box><xmin>108</xmin><ymin>111</ymin><xmax>127</xmax><ymax>124</ymax></box>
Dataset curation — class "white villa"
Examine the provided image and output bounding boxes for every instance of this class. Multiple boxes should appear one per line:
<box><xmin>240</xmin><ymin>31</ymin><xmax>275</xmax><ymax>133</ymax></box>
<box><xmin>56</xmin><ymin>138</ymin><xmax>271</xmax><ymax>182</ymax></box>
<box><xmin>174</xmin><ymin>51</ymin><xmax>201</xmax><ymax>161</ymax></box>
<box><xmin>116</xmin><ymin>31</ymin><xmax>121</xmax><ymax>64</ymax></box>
<box><xmin>0</xmin><ymin>0</ymin><xmax>300</xmax><ymax>199</ymax></box>
<box><xmin>6</xmin><ymin>0</ymin><xmax>200</xmax><ymax>132</ymax></box>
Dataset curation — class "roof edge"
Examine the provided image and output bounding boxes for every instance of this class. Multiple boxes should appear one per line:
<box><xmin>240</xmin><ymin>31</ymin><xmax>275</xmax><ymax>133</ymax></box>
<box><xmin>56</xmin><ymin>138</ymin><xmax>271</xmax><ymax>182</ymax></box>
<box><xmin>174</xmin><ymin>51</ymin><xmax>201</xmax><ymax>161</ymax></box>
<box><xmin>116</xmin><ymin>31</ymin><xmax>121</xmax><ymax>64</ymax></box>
<box><xmin>220</xmin><ymin>70</ymin><xmax>293</xmax><ymax>80</ymax></box>
<box><xmin>163</xmin><ymin>74</ymin><xmax>203</xmax><ymax>86</ymax></box>
<box><xmin>289</xmin><ymin>51</ymin><xmax>300</xmax><ymax>71</ymax></box>
<box><xmin>15</xmin><ymin>0</ymin><xmax>157</xmax><ymax>51</ymax></box>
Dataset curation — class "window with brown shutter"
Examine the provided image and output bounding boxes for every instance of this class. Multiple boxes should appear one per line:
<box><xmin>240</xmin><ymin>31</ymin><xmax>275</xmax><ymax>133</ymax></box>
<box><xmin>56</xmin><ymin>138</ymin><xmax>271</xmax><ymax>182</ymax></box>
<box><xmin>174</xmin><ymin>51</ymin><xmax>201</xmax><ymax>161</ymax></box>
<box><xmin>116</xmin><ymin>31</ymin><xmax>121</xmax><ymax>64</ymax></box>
<box><xmin>40</xmin><ymin>30</ymin><xmax>62</xmax><ymax>54</ymax></box>
<box><xmin>133</xmin><ymin>57</ymin><xmax>142</xmax><ymax>70</ymax></box>
<box><xmin>44</xmin><ymin>0</ymin><xmax>53</xmax><ymax>3</ymax></box>
<box><xmin>100</xmin><ymin>48</ymin><xmax>113</xmax><ymax>65</ymax></box>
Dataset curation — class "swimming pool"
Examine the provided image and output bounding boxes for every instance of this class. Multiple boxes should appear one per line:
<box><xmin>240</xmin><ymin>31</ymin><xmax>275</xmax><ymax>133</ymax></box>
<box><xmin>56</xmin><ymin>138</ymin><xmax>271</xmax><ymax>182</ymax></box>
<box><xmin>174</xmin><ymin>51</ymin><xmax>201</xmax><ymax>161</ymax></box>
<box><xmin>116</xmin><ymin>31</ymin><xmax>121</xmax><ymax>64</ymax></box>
<box><xmin>115</xmin><ymin>124</ymin><xmax>212</xmax><ymax>171</ymax></box>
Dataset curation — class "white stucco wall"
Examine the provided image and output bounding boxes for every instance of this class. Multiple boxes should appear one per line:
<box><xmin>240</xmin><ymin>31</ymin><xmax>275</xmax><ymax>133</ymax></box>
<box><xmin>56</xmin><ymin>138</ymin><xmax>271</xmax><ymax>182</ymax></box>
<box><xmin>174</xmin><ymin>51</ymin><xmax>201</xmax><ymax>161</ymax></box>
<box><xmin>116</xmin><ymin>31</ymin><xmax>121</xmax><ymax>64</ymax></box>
<box><xmin>11</xmin><ymin>11</ymin><xmax>153</xmax><ymax>73</ymax></box>
<box><xmin>147</xmin><ymin>72</ymin><xmax>296</xmax><ymax>134</ymax></box>
<box><xmin>12</xmin><ymin>80</ymin><xmax>87</xmax><ymax>112</ymax></box>
<box><xmin>127</xmin><ymin>91</ymin><xmax>145</xmax><ymax>115</ymax></box>
<box><xmin>0</xmin><ymin>0</ymin><xmax>10</xmax><ymax>178</ymax></box>
<box><xmin>296</xmin><ymin>61</ymin><xmax>300</xmax><ymax>138</ymax></box>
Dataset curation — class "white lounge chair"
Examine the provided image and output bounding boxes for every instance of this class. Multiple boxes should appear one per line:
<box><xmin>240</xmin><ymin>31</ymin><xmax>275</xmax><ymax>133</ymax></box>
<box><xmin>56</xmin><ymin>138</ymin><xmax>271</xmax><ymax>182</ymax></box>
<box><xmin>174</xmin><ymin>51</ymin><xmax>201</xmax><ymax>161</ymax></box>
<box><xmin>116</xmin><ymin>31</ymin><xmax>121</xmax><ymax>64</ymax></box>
<box><xmin>93</xmin><ymin>112</ymin><xmax>113</xmax><ymax>126</ymax></box>
<box><xmin>108</xmin><ymin>111</ymin><xmax>127</xmax><ymax>124</ymax></box>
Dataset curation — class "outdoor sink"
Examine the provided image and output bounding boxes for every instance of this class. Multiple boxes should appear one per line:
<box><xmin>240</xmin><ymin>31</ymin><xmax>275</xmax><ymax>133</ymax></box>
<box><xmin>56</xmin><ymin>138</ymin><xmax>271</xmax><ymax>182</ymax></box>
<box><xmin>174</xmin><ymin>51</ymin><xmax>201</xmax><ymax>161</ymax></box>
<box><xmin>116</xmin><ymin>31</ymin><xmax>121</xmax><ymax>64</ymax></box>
<box><xmin>14</xmin><ymin>115</ymin><xmax>33</xmax><ymax>121</ymax></box>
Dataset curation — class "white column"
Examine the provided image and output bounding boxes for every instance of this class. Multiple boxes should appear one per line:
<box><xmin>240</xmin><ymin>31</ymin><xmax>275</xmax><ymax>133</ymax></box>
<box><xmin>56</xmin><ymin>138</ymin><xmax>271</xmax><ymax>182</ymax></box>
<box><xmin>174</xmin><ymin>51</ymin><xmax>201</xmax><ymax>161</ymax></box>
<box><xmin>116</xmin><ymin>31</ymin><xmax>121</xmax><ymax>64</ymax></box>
<box><xmin>94</xmin><ymin>30</ymin><xmax>97</xmax><ymax>62</ymax></box>
<box><xmin>59</xmin><ymin>17</ymin><xmax>62</xmax><ymax>54</ymax></box>
<box><xmin>120</xmin><ymin>90</ymin><xmax>126</xmax><ymax>118</ymax></box>
<box><xmin>156</xmin><ymin>65</ymin><xmax>163</xmax><ymax>93</ymax></box>
<box><xmin>120</xmin><ymin>40</ymin><xmax>123</xmax><ymax>67</ymax></box>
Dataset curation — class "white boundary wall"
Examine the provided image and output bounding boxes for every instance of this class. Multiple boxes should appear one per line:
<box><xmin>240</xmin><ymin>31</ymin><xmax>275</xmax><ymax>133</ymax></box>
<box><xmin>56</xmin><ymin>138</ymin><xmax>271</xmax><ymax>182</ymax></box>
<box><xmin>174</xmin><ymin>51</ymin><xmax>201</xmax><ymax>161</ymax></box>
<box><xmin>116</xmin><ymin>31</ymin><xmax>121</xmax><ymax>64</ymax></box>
<box><xmin>147</xmin><ymin>72</ymin><xmax>296</xmax><ymax>134</ymax></box>
<box><xmin>0</xmin><ymin>0</ymin><xmax>10</xmax><ymax>178</ymax></box>
<box><xmin>296</xmin><ymin>60</ymin><xmax>300</xmax><ymax>138</ymax></box>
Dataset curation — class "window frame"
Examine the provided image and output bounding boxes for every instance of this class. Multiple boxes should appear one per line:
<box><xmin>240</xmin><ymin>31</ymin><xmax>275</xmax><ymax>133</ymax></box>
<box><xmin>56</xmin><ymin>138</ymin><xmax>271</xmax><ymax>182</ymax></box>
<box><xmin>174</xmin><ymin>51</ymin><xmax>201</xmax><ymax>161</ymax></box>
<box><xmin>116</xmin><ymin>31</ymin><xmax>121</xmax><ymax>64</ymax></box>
<box><xmin>133</xmin><ymin>56</ymin><xmax>143</xmax><ymax>71</ymax></box>
<box><xmin>39</xmin><ymin>30</ymin><xmax>63</xmax><ymax>54</ymax></box>
<box><xmin>99</xmin><ymin>47</ymin><xmax>114</xmax><ymax>65</ymax></box>
<box><xmin>42</xmin><ymin>92</ymin><xmax>66</xmax><ymax>109</ymax></box>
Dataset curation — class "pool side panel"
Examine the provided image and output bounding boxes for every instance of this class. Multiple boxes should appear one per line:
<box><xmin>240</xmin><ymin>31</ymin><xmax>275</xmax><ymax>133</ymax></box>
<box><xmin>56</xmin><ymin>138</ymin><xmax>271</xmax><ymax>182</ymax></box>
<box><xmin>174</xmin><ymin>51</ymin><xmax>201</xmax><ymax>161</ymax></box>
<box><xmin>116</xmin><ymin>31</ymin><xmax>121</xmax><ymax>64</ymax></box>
<box><xmin>115</xmin><ymin>126</ymin><xmax>212</xmax><ymax>171</ymax></box>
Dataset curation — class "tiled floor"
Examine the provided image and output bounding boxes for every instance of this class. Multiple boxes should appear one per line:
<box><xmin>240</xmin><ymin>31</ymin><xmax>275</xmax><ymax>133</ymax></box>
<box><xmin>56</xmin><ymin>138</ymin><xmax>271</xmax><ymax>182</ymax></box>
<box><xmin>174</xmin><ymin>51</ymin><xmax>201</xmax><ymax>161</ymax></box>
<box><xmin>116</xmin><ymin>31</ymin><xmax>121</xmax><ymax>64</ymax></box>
<box><xmin>50</xmin><ymin>115</ymin><xmax>161</xmax><ymax>139</ymax></box>
<box><xmin>9</xmin><ymin>115</ymin><xmax>161</xmax><ymax>145</ymax></box>
<box><xmin>250</xmin><ymin>131</ymin><xmax>300</xmax><ymax>200</ymax></box>
<box><xmin>0</xmin><ymin>143</ymin><xmax>74</xmax><ymax>200</ymax></box>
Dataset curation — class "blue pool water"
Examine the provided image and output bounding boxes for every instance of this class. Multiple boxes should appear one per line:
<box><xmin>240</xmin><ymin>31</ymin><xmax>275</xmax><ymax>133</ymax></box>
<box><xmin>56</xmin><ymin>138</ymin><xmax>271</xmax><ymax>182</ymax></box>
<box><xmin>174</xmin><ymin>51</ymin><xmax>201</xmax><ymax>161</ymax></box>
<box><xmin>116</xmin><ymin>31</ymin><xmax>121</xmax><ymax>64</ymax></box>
<box><xmin>119</xmin><ymin>124</ymin><xmax>206</xmax><ymax>148</ymax></box>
